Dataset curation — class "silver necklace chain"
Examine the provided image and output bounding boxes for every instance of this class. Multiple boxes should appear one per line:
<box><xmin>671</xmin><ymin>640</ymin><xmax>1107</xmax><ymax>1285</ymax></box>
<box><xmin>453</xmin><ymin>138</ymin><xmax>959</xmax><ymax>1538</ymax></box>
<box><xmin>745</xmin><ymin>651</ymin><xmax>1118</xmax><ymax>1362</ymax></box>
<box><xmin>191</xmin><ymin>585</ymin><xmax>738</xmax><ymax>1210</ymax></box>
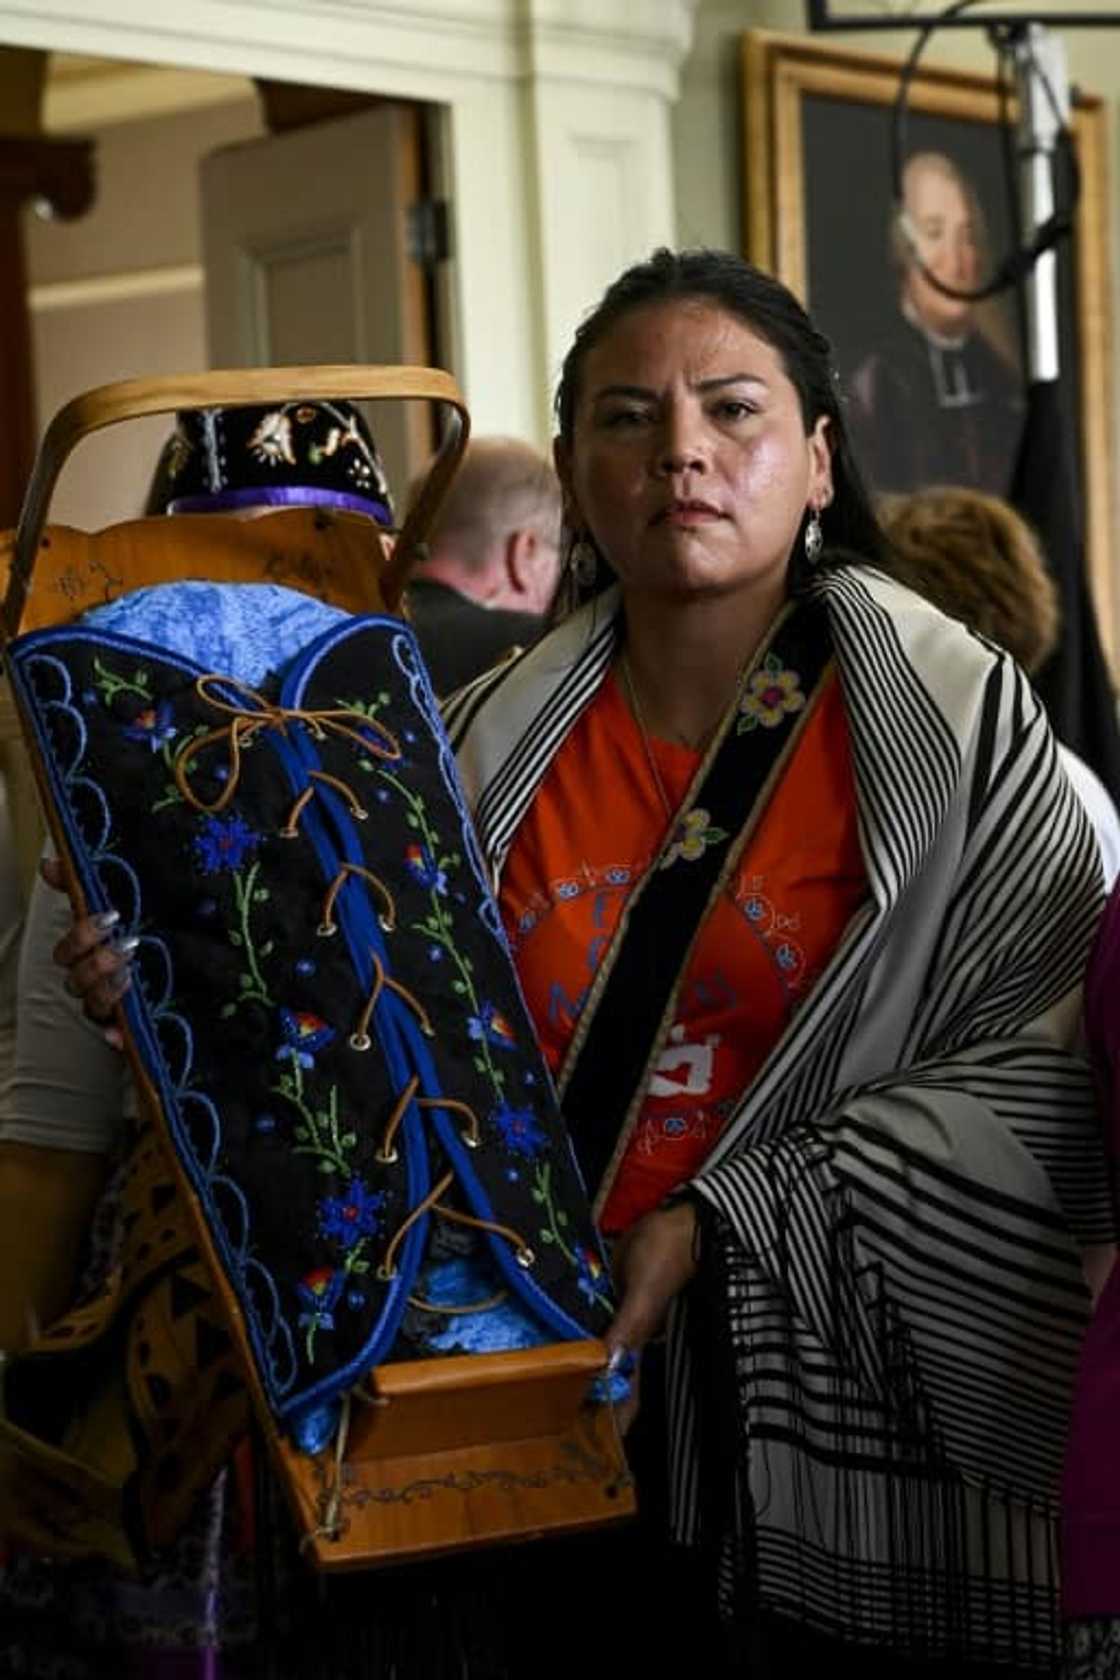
<box><xmin>619</xmin><ymin>649</ymin><xmax>678</xmax><ymax>828</ymax></box>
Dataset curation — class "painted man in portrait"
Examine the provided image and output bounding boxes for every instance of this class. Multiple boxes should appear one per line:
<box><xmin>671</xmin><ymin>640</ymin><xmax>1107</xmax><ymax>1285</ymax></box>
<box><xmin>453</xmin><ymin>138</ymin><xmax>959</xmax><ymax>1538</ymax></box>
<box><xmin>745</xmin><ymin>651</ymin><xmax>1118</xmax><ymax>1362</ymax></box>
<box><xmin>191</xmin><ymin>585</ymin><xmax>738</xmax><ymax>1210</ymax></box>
<box><xmin>849</xmin><ymin>150</ymin><xmax>1023</xmax><ymax>496</ymax></box>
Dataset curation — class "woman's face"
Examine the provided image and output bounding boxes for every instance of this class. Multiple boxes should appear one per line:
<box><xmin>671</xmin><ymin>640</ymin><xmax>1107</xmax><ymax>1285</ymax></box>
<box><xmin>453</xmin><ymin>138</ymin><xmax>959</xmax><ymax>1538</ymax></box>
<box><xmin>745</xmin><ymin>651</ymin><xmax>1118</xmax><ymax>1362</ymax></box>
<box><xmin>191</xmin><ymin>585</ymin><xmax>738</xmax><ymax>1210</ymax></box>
<box><xmin>557</xmin><ymin>300</ymin><xmax>832</xmax><ymax>610</ymax></box>
<box><xmin>902</xmin><ymin>165</ymin><xmax>980</xmax><ymax>338</ymax></box>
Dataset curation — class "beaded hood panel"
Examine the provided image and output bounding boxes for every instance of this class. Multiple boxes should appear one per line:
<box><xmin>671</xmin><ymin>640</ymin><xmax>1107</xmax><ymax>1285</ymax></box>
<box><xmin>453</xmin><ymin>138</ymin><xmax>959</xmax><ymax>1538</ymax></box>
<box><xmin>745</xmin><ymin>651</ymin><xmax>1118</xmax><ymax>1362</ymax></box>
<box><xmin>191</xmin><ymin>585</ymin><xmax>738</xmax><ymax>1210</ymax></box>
<box><xmin>7</xmin><ymin>613</ymin><xmax>612</xmax><ymax>1443</ymax></box>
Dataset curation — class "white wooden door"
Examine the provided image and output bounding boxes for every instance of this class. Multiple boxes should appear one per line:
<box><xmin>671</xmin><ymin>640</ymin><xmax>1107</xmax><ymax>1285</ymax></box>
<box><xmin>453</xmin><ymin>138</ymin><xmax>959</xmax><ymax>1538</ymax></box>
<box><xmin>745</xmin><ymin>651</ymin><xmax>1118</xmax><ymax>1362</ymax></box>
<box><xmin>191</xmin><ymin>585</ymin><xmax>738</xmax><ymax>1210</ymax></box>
<box><xmin>200</xmin><ymin>103</ymin><xmax>435</xmax><ymax>511</ymax></box>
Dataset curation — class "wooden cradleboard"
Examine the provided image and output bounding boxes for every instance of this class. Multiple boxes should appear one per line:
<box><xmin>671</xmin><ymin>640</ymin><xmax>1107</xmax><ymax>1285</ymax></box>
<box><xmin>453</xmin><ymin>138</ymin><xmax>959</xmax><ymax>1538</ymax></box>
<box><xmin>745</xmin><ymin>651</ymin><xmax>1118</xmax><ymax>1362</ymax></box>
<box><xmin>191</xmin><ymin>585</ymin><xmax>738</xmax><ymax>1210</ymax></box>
<box><xmin>0</xmin><ymin>368</ymin><xmax>634</xmax><ymax>1574</ymax></box>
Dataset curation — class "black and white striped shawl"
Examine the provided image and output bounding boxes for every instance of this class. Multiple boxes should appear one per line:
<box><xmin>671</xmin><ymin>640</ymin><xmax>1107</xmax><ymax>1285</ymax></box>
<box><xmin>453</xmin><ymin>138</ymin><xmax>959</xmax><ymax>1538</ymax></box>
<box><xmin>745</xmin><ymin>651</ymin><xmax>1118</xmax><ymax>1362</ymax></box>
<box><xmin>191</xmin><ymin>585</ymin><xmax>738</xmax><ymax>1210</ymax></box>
<box><xmin>446</xmin><ymin>564</ymin><xmax>1110</xmax><ymax>1667</ymax></box>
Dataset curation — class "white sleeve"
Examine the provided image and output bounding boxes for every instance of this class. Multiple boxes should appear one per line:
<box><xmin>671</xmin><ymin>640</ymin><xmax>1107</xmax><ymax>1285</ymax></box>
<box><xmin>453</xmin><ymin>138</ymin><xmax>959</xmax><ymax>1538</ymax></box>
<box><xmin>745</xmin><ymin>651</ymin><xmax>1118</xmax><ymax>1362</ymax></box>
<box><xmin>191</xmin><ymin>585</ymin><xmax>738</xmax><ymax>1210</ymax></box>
<box><xmin>1058</xmin><ymin>743</ymin><xmax>1120</xmax><ymax>890</ymax></box>
<box><xmin>0</xmin><ymin>869</ymin><xmax>131</xmax><ymax>1154</ymax></box>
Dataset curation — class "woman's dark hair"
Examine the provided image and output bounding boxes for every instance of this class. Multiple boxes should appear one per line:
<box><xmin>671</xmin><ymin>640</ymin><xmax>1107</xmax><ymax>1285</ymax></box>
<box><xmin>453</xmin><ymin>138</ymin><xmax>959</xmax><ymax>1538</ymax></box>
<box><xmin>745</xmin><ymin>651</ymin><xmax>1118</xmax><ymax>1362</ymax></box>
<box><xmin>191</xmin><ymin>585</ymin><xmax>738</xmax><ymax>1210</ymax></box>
<box><xmin>553</xmin><ymin>247</ymin><xmax>887</xmax><ymax>610</ymax></box>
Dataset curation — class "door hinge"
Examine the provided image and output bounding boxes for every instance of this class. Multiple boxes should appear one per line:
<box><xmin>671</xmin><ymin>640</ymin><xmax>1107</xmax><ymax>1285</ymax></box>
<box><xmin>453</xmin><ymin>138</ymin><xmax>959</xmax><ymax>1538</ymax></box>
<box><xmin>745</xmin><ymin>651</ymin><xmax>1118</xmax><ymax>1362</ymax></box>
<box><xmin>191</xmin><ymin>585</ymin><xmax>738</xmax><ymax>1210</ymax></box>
<box><xmin>407</xmin><ymin>198</ymin><xmax>451</xmax><ymax>268</ymax></box>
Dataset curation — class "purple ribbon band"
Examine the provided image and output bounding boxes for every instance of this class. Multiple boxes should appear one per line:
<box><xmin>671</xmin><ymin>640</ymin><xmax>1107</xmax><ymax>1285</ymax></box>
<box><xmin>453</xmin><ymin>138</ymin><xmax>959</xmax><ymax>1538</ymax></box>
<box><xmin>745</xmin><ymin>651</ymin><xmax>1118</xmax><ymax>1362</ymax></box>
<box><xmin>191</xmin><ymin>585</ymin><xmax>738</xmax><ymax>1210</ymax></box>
<box><xmin>166</xmin><ymin>485</ymin><xmax>394</xmax><ymax>526</ymax></box>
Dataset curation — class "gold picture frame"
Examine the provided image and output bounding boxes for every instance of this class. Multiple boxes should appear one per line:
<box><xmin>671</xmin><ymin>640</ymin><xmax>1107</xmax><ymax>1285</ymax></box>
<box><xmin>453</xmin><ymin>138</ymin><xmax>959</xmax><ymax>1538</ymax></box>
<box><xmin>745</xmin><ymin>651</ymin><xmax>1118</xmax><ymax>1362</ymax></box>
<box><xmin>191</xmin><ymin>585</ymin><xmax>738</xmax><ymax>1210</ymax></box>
<box><xmin>743</xmin><ymin>29</ymin><xmax>1116</xmax><ymax>661</ymax></box>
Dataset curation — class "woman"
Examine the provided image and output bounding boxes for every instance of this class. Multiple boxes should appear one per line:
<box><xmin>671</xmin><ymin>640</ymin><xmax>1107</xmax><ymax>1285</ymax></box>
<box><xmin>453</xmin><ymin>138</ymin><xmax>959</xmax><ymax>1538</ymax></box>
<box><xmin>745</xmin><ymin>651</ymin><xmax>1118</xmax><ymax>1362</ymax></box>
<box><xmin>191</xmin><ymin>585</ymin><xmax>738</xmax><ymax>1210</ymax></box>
<box><xmin>11</xmin><ymin>250</ymin><xmax>1110</xmax><ymax>1675</ymax></box>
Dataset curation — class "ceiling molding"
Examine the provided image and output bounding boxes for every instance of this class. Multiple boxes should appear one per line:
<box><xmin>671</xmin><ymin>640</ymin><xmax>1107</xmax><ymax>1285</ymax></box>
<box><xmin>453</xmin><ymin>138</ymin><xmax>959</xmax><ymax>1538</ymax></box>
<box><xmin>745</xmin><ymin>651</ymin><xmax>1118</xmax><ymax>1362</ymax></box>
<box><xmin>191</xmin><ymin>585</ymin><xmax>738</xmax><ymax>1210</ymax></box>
<box><xmin>2</xmin><ymin>1</ymin><xmax>700</xmax><ymax>103</ymax></box>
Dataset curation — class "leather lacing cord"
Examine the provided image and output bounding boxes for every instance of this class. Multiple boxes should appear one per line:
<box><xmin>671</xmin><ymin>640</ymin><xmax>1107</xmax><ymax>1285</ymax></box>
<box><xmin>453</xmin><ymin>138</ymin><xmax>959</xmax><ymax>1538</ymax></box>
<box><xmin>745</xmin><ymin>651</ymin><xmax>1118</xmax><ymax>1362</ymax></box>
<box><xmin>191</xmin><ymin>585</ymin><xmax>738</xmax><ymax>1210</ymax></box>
<box><xmin>374</xmin><ymin>1087</ymin><xmax>514</xmax><ymax>1313</ymax></box>
<box><xmin>374</xmin><ymin>1085</ymin><xmax>531</xmax><ymax>1299</ymax></box>
<box><xmin>349</xmin><ymin>951</ymin><xmax>433</xmax><ymax>1050</ymax></box>
<box><xmin>281</xmin><ymin>770</ymin><xmax>368</xmax><ymax>835</ymax></box>
<box><xmin>173</xmin><ymin>674</ymin><xmax>400</xmax><ymax>815</ymax></box>
<box><xmin>430</xmin><ymin>1201</ymin><xmax>535</xmax><ymax>1270</ymax></box>
<box><xmin>319</xmin><ymin>863</ymin><xmax>397</xmax><ymax>941</ymax></box>
<box><xmin>376</xmin><ymin>1169</ymin><xmax>534</xmax><ymax>1283</ymax></box>
<box><xmin>375</xmin><ymin>1075</ymin><xmax>419</xmax><ymax>1164</ymax></box>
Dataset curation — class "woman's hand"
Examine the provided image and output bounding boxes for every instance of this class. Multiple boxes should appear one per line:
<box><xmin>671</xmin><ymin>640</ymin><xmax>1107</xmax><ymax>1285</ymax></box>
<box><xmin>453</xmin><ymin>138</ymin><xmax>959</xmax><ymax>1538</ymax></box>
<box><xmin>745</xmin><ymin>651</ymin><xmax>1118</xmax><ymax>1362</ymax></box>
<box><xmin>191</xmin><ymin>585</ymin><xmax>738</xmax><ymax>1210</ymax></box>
<box><xmin>605</xmin><ymin>1199</ymin><xmax>699</xmax><ymax>1433</ymax></box>
<box><xmin>42</xmin><ymin>856</ymin><xmax>132</xmax><ymax>1048</ymax></box>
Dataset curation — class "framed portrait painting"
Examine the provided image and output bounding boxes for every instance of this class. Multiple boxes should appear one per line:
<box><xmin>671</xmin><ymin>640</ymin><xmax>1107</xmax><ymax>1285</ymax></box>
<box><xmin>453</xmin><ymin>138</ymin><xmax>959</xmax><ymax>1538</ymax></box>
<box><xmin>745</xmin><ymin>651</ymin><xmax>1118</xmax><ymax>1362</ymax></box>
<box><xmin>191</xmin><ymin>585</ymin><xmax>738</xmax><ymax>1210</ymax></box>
<box><xmin>742</xmin><ymin>30</ymin><xmax>1116</xmax><ymax>656</ymax></box>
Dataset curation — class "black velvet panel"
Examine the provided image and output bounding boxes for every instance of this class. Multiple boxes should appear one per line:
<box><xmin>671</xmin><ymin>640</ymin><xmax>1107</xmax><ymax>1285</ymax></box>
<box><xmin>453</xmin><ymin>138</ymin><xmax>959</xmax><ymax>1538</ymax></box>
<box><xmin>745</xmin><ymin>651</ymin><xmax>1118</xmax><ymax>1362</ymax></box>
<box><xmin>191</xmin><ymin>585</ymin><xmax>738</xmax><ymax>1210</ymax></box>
<box><xmin>8</xmin><ymin>616</ymin><xmax>612</xmax><ymax>1437</ymax></box>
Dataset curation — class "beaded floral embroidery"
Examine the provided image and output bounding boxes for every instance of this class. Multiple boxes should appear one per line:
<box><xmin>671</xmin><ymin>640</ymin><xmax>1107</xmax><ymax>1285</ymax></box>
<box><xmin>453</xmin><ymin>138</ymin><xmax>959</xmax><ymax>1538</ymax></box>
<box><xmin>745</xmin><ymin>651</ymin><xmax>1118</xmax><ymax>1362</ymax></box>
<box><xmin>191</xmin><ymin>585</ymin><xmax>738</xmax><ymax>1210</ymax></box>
<box><xmin>18</xmin><ymin>629</ymin><xmax>614</xmax><ymax>1409</ymax></box>
<box><xmin>90</xmin><ymin>655</ymin><xmax>208</xmax><ymax>811</ymax></box>
<box><xmin>344</xmin><ymin>692</ymin><xmax>613</xmax><ymax>1308</ymax></box>
<box><xmin>661</xmin><ymin>806</ymin><xmax>729</xmax><ymax>870</ymax></box>
<box><xmin>737</xmin><ymin>653</ymin><xmax>806</xmax><ymax>733</ymax></box>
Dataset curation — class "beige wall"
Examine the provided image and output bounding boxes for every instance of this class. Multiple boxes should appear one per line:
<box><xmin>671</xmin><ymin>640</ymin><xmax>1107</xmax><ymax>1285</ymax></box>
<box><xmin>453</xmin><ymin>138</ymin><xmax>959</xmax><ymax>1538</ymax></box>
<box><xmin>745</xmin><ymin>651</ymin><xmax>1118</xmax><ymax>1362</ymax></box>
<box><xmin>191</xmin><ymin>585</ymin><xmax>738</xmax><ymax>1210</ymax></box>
<box><xmin>27</xmin><ymin>94</ymin><xmax>262</xmax><ymax>530</ymax></box>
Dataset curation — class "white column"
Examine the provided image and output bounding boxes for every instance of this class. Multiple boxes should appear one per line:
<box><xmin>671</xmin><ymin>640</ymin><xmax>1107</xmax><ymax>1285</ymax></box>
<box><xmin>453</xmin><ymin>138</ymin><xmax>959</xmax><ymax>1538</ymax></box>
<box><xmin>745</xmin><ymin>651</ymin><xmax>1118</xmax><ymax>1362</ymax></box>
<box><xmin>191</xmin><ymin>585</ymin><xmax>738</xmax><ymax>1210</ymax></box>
<box><xmin>521</xmin><ymin>0</ymin><xmax>697</xmax><ymax>432</ymax></box>
<box><xmin>0</xmin><ymin>0</ymin><xmax>698</xmax><ymax>446</ymax></box>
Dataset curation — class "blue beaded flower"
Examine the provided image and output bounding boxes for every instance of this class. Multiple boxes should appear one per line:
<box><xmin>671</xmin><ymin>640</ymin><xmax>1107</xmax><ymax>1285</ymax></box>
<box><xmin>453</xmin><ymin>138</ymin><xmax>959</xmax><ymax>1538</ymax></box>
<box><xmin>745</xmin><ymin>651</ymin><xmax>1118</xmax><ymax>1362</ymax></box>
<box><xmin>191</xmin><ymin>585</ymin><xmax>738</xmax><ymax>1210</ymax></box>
<box><xmin>404</xmin><ymin>842</ymin><xmax>447</xmax><ymax>895</ymax></box>
<box><xmin>275</xmin><ymin>1008</ymin><xmax>335</xmax><ymax>1069</ymax></box>
<box><xmin>297</xmin><ymin>1267</ymin><xmax>345</xmax><ymax>1331</ymax></box>
<box><xmin>123</xmin><ymin>699</ymin><xmax>177</xmax><ymax>752</ymax></box>
<box><xmin>492</xmin><ymin>1101</ymin><xmax>547</xmax><ymax>1158</ymax></box>
<box><xmin>468</xmin><ymin>1002</ymin><xmax>517</xmax><ymax>1051</ymax></box>
<box><xmin>193</xmin><ymin>813</ymin><xmax>260</xmax><ymax>875</ymax></box>
<box><xmin>318</xmin><ymin>1179</ymin><xmax>386</xmax><ymax>1249</ymax></box>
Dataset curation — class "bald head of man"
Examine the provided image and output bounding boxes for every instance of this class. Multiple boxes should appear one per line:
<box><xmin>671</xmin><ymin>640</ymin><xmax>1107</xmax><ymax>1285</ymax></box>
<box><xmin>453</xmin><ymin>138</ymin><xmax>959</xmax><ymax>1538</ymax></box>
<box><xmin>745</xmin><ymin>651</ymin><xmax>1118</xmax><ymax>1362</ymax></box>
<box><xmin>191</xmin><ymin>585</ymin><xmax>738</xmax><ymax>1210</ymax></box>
<box><xmin>407</xmin><ymin>436</ymin><xmax>562</xmax><ymax>617</ymax></box>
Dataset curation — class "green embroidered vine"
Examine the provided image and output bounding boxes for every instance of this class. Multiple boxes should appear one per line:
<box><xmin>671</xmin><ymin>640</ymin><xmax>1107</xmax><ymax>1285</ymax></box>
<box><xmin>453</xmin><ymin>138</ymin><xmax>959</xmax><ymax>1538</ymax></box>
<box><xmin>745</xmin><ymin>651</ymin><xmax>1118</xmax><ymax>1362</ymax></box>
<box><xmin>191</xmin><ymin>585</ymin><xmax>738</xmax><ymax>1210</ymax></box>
<box><xmin>379</xmin><ymin>765</ymin><xmax>506</xmax><ymax>1103</ymax></box>
<box><xmin>153</xmin><ymin>723</ymin><xmax>209</xmax><ymax>813</ymax></box>
<box><xmin>221</xmin><ymin>862</ymin><xmax>275</xmax><ymax>1011</ymax></box>
<box><xmin>273</xmin><ymin>1068</ymin><xmax>358</xmax><ymax>1178</ymax></box>
<box><xmin>531</xmin><ymin>1162</ymin><xmax>613</xmax><ymax>1312</ymax></box>
<box><xmin>93</xmin><ymin>657</ymin><xmax>151</xmax><ymax>705</ymax></box>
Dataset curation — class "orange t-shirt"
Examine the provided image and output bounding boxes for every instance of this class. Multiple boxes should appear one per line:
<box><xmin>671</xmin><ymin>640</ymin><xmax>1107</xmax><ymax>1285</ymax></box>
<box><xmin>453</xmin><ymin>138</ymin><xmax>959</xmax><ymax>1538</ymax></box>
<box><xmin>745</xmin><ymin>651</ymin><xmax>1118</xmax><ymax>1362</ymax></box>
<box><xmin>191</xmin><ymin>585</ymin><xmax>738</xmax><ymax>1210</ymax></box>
<box><xmin>499</xmin><ymin>669</ymin><xmax>867</xmax><ymax>1234</ymax></box>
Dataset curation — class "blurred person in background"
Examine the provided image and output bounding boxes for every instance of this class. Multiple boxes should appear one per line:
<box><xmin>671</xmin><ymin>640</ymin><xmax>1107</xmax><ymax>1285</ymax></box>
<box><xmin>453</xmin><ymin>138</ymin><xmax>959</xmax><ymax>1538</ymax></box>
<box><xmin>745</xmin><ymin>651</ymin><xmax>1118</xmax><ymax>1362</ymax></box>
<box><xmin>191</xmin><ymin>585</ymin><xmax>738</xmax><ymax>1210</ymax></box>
<box><xmin>879</xmin><ymin>482</ymin><xmax>1120</xmax><ymax>886</ymax></box>
<box><xmin>405</xmin><ymin>435</ymin><xmax>561</xmax><ymax>692</ymax></box>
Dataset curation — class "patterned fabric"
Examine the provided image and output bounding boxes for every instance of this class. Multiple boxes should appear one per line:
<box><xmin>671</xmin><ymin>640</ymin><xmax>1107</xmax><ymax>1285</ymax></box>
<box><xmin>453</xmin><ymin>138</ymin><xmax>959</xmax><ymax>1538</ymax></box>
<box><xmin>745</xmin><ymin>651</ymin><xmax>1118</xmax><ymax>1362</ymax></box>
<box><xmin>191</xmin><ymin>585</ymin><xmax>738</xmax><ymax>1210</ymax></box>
<box><xmin>1062</xmin><ymin>885</ymin><xmax>1120</xmax><ymax>1617</ymax></box>
<box><xmin>500</xmin><ymin>666</ymin><xmax>866</xmax><ymax>1232</ymax></box>
<box><xmin>3</xmin><ymin>609</ymin><xmax>612</xmax><ymax>1559</ymax></box>
<box><xmin>554</xmin><ymin>597</ymin><xmax>837</xmax><ymax>1211</ymax></box>
<box><xmin>1067</xmin><ymin>1619</ymin><xmax>1120</xmax><ymax>1679</ymax></box>
<box><xmin>82</xmin><ymin>581</ymin><xmax>350</xmax><ymax>688</ymax></box>
<box><xmin>446</xmin><ymin>564</ymin><xmax>1110</xmax><ymax>1669</ymax></box>
<box><xmin>160</xmin><ymin>401</ymin><xmax>394</xmax><ymax>524</ymax></box>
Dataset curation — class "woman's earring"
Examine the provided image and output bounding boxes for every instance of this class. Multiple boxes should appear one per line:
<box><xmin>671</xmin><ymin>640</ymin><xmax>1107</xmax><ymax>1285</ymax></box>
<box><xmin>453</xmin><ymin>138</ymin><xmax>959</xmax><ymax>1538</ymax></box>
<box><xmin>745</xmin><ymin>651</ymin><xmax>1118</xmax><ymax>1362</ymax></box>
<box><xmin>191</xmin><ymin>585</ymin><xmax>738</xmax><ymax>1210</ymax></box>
<box><xmin>803</xmin><ymin>508</ymin><xmax>823</xmax><ymax>566</ymax></box>
<box><xmin>572</xmin><ymin>536</ymin><xmax>598</xmax><ymax>588</ymax></box>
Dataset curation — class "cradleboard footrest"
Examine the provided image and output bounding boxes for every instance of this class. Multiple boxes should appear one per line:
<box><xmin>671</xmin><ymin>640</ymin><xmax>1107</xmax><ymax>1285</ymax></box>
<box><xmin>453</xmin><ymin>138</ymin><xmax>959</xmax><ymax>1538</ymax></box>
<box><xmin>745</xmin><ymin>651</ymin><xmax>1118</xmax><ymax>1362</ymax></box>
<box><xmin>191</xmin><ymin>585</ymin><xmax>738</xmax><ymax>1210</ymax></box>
<box><xmin>275</xmin><ymin>1341</ymin><xmax>632</xmax><ymax>1570</ymax></box>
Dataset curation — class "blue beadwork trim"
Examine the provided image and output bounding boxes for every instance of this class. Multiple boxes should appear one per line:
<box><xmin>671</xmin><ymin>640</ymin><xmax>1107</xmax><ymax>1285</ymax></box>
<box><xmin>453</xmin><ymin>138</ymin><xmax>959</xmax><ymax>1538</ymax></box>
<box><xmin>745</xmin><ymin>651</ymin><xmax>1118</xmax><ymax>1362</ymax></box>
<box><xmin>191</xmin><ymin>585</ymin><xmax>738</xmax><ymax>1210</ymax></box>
<box><xmin>8</xmin><ymin>629</ymin><xmax>302</xmax><ymax>1401</ymax></box>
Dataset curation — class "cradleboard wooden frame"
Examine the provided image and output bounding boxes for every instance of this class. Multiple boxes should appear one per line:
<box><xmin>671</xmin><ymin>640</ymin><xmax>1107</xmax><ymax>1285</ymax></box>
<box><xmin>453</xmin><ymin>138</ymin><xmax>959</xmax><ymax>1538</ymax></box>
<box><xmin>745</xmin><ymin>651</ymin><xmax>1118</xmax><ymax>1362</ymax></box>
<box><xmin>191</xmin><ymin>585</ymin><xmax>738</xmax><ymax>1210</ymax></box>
<box><xmin>0</xmin><ymin>367</ymin><xmax>634</xmax><ymax>1572</ymax></box>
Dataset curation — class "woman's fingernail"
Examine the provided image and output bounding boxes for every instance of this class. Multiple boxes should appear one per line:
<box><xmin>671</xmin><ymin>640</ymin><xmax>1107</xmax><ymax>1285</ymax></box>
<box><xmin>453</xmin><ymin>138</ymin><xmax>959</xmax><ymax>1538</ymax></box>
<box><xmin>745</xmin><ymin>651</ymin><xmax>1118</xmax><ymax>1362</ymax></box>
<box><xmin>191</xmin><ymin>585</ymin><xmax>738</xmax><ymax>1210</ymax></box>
<box><xmin>114</xmin><ymin>935</ymin><xmax>141</xmax><ymax>956</ymax></box>
<box><xmin>92</xmin><ymin>910</ymin><xmax>120</xmax><ymax>932</ymax></box>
